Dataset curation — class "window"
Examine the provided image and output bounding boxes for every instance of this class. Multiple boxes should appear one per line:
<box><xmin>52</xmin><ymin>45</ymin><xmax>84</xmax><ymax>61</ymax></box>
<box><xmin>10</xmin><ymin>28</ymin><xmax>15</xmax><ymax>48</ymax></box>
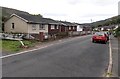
<box><xmin>73</xmin><ymin>27</ymin><xmax>74</xmax><ymax>29</ymax></box>
<box><xmin>69</xmin><ymin>27</ymin><xmax>71</xmax><ymax>30</ymax></box>
<box><xmin>11</xmin><ymin>23</ymin><xmax>14</xmax><ymax>29</ymax></box>
<box><xmin>73</xmin><ymin>26</ymin><xmax>75</xmax><ymax>29</ymax></box>
<box><xmin>32</xmin><ymin>24</ymin><xmax>36</xmax><ymax>30</ymax></box>
<box><xmin>39</xmin><ymin>24</ymin><xmax>45</xmax><ymax>30</ymax></box>
<box><xmin>56</xmin><ymin>25</ymin><xmax>59</xmax><ymax>29</ymax></box>
<box><xmin>51</xmin><ymin>25</ymin><xmax>55</xmax><ymax>29</ymax></box>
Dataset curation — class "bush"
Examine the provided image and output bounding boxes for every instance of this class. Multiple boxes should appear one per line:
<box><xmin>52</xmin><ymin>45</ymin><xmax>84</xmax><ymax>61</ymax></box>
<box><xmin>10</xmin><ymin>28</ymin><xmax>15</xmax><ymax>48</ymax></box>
<box><xmin>56</xmin><ymin>32</ymin><xmax>68</xmax><ymax>36</ymax></box>
<box><xmin>114</xmin><ymin>27</ymin><xmax>120</xmax><ymax>37</ymax></box>
<box><xmin>2</xmin><ymin>40</ymin><xmax>22</xmax><ymax>52</ymax></box>
<box><xmin>2</xmin><ymin>40</ymin><xmax>38</xmax><ymax>52</ymax></box>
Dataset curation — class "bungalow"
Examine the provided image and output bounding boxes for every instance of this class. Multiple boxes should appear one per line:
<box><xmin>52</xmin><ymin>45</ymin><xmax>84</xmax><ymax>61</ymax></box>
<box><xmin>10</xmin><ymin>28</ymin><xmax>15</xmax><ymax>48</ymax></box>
<box><xmin>74</xmin><ymin>23</ymin><xmax>84</xmax><ymax>32</ymax></box>
<box><xmin>4</xmin><ymin>14</ymin><xmax>78</xmax><ymax>40</ymax></box>
<box><xmin>58</xmin><ymin>21</ymin><xmax>77</xmax><ymax>32</ymax></box>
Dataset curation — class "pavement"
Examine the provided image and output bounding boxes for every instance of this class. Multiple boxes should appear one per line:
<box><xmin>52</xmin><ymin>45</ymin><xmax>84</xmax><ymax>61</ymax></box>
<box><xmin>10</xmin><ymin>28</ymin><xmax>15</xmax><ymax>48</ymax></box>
<box><xmin>110</xmin><ymin>35</ymin><xmax>119</xmax><ymax>77</ymax></box>
<box><xmin>2</xmin><ymin>35</ymin><xmax>109</xmax><ymax>77</ymax></box>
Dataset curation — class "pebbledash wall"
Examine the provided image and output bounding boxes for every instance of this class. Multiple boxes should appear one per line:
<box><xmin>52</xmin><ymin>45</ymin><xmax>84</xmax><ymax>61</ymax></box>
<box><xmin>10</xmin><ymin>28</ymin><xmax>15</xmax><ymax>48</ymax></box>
<box><xmin>28</xmin><ymin>24</ymin><xmax>48</xmax><ymax>34</ymax></box>
<box><xmin>5</xmin><ymin>15</ymin><xmax>28</xmax><ymax>33</ymax></box>
<box><xmin>28</xmin><ymin>24</ymin><xmax>49</xmax><ymax>40</ymax></box>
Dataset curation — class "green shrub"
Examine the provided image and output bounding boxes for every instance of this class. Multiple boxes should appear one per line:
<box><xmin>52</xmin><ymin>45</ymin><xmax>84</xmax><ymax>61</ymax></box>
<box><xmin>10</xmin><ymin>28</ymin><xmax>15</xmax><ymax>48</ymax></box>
<box><xmin>115</xmin><ymin>27</ymin><xmax>120</xmax><ymax>37</ymax></box>
<box><xmin>2</xmin><ymin>40</ymin><xmax>38</xmax><ymax>52</ymax></box>
<box><xmin>56</xmin><ymin>32</ymin><xmax>68</xmax><ymax>36</ymax></box>
<box><xmin>2</xmin><ymin>40</ymin><xmax>21</xmax><ymax>52</ymax></box>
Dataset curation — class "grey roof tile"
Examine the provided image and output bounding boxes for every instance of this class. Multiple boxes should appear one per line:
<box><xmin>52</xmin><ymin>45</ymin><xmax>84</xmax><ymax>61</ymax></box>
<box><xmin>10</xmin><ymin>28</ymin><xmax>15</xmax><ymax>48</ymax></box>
<box><xmin>58</xmin><ymin>21</ymin><xmax>77</xmax><ymax>26</ymax></box>
<box><xmin>16</xmin><ymin>14</ymin><xmax>59</xmax><ymax>24</ymax></box>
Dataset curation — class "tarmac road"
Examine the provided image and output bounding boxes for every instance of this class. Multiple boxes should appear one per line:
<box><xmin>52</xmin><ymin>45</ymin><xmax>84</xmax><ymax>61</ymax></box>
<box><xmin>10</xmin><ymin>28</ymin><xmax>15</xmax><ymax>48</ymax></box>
<box><xmin>2</xmin><ymin>35</ymin><xmax>109</xmax><ymax>77</ymax></box>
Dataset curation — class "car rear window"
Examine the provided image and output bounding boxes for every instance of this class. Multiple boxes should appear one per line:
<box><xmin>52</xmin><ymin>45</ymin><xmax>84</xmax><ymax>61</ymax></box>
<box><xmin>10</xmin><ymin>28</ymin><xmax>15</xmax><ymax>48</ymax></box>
<box><xmin>95</xmin><ymin>32</ymin><xmax>104</xmax><ymax>36</ymax></box>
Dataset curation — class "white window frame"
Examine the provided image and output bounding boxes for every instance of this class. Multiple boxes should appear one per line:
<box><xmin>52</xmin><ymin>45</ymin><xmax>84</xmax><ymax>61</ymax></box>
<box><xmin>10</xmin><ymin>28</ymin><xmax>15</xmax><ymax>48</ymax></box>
<box><xmin>69</xmin><ymin>26</ymin><xmax>71</xmax><ymax>30</ymax></box>
<box><xmin>39</xmin><ymin>24</ymin><xmax>45</xmax><ymax>30</ymax></box>
<box><xmin>51</xmin><ymin>25</ymin><xmax>55</xmax><ymax>29</ymax></box>
<box><xmin>56</xmin><ymin>25</ymin><xmax>59</xmax><ymax>29</ymax></box>
<box><xmin>32</xmin><ymin>24</ymin><xmax>36</xmax><ymax>30</ymax></box>
<box><xmin>73</xmin><ymin>26</ymin><xmax>75</xmax><ymax>29</ymax></box>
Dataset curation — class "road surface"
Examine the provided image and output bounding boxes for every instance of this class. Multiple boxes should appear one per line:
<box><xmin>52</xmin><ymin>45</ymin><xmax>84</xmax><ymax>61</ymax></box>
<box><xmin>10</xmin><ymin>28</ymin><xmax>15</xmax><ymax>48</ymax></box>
<box><xmin>2</xmin><ymin>35</ymin><xmax>109</xmax><ymax>77</ymax></box>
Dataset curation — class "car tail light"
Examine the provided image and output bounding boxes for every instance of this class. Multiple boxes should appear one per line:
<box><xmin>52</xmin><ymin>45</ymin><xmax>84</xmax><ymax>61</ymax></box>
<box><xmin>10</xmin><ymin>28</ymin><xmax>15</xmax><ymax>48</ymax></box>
<box><xmin>93</xmin><ymin>36</ymin><xmax>96</xmax><ymax>38</ymax></box>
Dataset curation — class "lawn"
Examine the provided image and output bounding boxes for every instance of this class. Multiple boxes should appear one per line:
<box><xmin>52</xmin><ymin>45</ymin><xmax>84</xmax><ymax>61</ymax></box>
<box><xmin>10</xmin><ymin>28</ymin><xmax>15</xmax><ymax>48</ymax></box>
<box><xmin>1</xmin><ymin>40</ymin><xmax>38</xmax><ymax>52</ymax></box>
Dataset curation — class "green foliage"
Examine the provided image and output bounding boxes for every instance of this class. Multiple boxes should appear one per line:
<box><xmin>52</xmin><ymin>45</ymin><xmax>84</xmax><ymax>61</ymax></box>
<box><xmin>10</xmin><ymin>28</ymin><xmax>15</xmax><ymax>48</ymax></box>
<box><xmin>56</xmin><ymin>32</ymin><xmax>68</xmax><ymax>39</ymax></box>
<box><xmin>32</xmin><ymin>14</ymin><xmax>43</xmax><ymax>18</ymax></box>
<box><xmin>115</xmin><ymin>27</ymin><xmax>120</xmax><ymax>37</ymax></box>
<box><xmin>2</xmin><ymin>40</ymin><xmax>22</xmax><ymax>52</ymax></box>
<box><xmin>56</xmin><ymin>32</ymin><xmax>68</xmax><ymax>36</ymax></box>
<box><xmin>2</xmin><ymin>7</ymin><xmax>43</xmax><ymax>22</ymax></box>
<box><xmin>117</xmin><ymin>18</ymin><xmax>120</xmax><ymax>23</ymax></box>
<box><xmin>91</xmin><ymin>15</ymin><xmax>120</xmax><ymax>27</ymax></box>
<box><xmin>2</xmin><ymin>40</ymin><xmax>37</xmax><ymax>52</ymax></box>
<box><xmin>23</xmin><ymin>40</ymin><xmax>37</xmax><ymax>47</ymax></box>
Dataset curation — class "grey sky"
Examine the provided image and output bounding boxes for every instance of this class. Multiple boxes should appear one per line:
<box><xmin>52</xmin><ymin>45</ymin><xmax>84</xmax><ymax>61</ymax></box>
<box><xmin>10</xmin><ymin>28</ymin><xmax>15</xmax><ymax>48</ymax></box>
<box><xmin>118</xmin><ymin>1</ymin><xmax>120</xmax><ymax>15</ymax></box>
<box><xmin>0</xmin><ymin>0</ymin><xmax>119</xmax><ymax>23</ymax></box>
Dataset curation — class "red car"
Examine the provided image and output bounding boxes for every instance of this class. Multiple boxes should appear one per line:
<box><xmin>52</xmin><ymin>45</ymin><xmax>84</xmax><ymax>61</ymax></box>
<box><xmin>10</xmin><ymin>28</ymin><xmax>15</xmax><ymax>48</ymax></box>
<box><xmin>92</xmin><ymin>32</ymin><xmax>108</xmax><ymax>44</ymax></box>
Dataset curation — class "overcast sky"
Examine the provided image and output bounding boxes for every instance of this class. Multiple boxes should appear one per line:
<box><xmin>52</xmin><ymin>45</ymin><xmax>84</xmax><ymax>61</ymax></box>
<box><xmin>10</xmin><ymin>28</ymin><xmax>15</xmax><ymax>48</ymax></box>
<box><xmin>0</xmin><ymin>0</ymin><xmax>120</xmax><ymax>23</ymax></box>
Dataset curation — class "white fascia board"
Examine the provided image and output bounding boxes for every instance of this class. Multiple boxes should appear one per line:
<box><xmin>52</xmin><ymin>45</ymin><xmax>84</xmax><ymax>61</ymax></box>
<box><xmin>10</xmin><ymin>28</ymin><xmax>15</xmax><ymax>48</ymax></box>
<box><xmin>10</xmin><ymin>14</ymin><xmax>29</xmax><ymax>23</ymax></box>
<box><xmin>58</xmin><ymin>22</ymin><xmax>67</xmax><ymax>26</ymax></box>
<box><xmin>49</xmin><ymin>23</ymin><xmax>60</xmax><ymax>25</ymax></box>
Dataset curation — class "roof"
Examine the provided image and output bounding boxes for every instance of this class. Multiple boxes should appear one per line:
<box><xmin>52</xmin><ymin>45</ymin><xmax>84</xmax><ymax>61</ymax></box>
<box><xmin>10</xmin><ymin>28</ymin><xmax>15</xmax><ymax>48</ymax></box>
<box><xmin>11</xmin><ymin>14</ymin><xmax>60</xmax><ymax>25</ymax></box>
<box><xmin>9</xmin><ymin>14</ymin><xmax>80</xmax><ymax>26</ymax></box>
<box><xmin>58</xmin><ymin>21</ymin><xmax>77</xmax><ymax>26</ymax></box>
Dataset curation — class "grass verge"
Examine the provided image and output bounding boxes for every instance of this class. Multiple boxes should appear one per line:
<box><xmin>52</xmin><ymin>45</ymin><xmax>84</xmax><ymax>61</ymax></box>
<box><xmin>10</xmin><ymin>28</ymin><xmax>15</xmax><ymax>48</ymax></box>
<box><xmin>1</xmin><ymin>39</ymin><xmax>38</xmax><ymax>52</ymax></box>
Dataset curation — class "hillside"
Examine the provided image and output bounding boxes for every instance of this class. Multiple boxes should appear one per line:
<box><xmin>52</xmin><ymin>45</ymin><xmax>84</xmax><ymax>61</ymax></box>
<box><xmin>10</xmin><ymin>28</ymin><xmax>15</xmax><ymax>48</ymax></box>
<box><xmin>0</xmin><ymin>6</ymin><xmax>119</xmax><ymax>29</ymax></box>
<box><xmin>0</xmin><ymin>6</ymin><xmax>43</xmax><ymax>32</ymax></box>
<box><xmin>91</xmin><ymin>15</ymin><xmax>120</xmax><ymax>28</ymax></box>
<box><xmin>1</xmin><ymin>6</ymin><xmax>43</xmax><ymax>21</ymax></box>
<box><xmin>1</xmin><ymin>7</ymin><xmax>29</xmax><ymax>21</ymax></box>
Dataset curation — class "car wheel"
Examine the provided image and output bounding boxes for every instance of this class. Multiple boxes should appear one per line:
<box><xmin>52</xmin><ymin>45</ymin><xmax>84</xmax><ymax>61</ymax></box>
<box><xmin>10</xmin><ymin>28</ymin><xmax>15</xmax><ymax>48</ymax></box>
<box><xmin>92</xmin><ymin>40</ymin><xmax>95</xmax><ymax>43</ymax></box>
<box><xmin>104</xmin><ymin>41</ymin><xmax>107</xmax><ymax>44</ymax></box>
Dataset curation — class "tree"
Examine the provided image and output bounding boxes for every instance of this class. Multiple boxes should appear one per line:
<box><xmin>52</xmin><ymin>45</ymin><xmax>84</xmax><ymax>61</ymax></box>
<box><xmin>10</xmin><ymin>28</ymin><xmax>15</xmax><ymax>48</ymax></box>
<box><xmin>33</xmin><ymin>14</ymin><xmax>43</xmax><ymax>18</ymax></box>
<box><xmin>117</xmin><ymin>18</ymin><xmax>120</xmax><ymax>24</ymax></box>
<box><xmin>115</xmin><ymin>26</ymin><xmax>120</xmax><ymax>37</ymax></box>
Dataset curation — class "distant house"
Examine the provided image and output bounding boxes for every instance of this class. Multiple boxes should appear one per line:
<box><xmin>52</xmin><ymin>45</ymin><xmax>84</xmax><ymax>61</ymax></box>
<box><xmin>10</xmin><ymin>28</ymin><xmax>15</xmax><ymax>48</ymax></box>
<box><xmin>96</xmin><ymin>25</ymin><xmax>117</xmax><ymax>31</ymax></box>
<box><xmin>82</xmin><ymin>24</ymin><xmax>92</xmax><ymax>31</ymax></box>
<box><xmin>74</xmin><ymin>23</ymin><xmax>84</xmax><ymax>32</ymax></box>
<box><xmin>4</xmin><ymin>14</ymin><xmax>77</xmax><ymax>39</ymax></box>
<box><xmin>58</xmin><ymin>21</ymin><xmax>77</xmax><ymax>32</ymax></box>
<box><xmin>4</xmin><ymin>14</ymin><xmax>61</xmax><ymax>39</ymax></box>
